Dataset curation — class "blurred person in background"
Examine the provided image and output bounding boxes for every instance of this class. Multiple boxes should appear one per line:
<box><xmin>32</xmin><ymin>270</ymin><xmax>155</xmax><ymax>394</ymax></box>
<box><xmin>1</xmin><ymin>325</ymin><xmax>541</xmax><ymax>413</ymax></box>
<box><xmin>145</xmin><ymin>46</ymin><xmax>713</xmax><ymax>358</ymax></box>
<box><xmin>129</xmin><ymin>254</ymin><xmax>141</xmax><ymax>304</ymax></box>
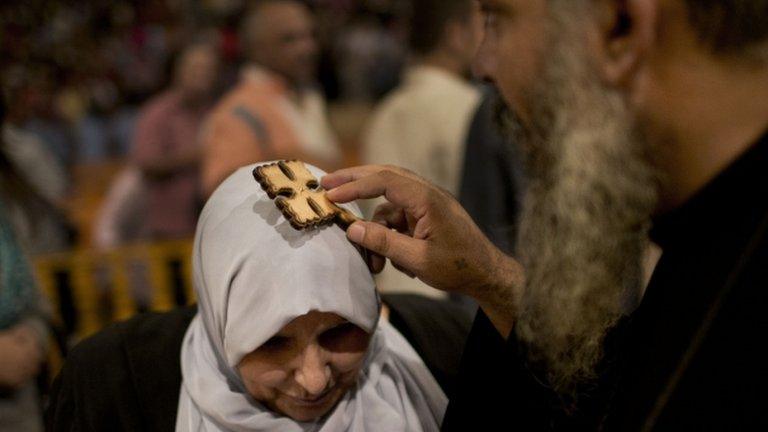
<box><xmin>0</xmin><ymin>98</ymin><xmax>48</xmax><ymax>432</ymax></box>
<box><xmin>74</xmin><ymin>66</ymin><xmax>137</xmax><ymax>163</ymax></box>
<box><xmin>22</xmin><ymin>66</ymin><xmax>77</xmax><ymax>174</ymax></box>
<box><xmin>126</xmin><ymin>41</ymin><xmax>220</xmax><ymax>242</ymax></box>
<box><xmin>334</xmin><ymin>9</ymin><xmax>407</xmax><ymax>102</ymax></box>
<box><xmin>363</xmin><ymin>0</ymin><xmax>483</xmax><ymax>195</ymax></box>
<box><xmin>1</xmin><ymin>68</ymin><xmax>69</xmax><ymax>208</ymax></box>
<box><xmin>201</xmin><ymin>0</ymin><xmax>341</xmax><ymax>197</ymax></box>
<box><xmin>74</xmin><ymin>0</ymin><xmax>177</xmax><ymax>163</ymax></box>
<box><xmin>1</xmin><ymin>70</ymin><xmax>72</xmax><ymax>254</ymax></box>
<box><xmin>361</xmin><ymin>0</ymin><xmax>483</xmax><ymax>297</ymax></box>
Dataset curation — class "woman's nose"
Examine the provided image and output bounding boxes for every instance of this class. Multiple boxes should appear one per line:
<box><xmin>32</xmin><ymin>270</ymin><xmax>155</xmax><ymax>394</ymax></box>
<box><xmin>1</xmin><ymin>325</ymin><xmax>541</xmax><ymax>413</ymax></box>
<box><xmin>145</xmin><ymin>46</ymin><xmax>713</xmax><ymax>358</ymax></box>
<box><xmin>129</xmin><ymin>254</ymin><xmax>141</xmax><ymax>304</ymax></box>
<box><xmin>294</xmin><ymin>344</ymin><xmax>331</xmax><ymax>396</ymax></box>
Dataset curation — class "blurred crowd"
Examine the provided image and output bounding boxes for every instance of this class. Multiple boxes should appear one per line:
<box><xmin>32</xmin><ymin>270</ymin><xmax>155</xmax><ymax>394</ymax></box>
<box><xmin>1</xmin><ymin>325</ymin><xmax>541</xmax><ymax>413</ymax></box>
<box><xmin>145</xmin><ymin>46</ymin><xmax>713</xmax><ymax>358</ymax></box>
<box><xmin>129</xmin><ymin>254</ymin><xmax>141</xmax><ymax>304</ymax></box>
<box><xmin>0</xmin><ymin>0</ymin><xmax>525</xmax><ymax>304</ymax></box>
<box><xmin>0</xmin><ymin>0</ymin><xmax>413</xmax><ymax>249</ymax></box>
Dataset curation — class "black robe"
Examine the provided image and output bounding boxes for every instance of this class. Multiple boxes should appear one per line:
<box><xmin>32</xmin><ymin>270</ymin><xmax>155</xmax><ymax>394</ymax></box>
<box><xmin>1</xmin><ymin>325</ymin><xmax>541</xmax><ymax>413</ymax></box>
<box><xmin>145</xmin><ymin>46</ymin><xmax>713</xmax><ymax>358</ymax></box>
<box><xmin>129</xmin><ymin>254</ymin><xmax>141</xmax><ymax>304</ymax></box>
<box><xmin>443</xmin><ymin>129</ymin><xmax>768</xmax><ymax>430</ymax></box>
<box><xmin>46</xmin><ymin>306</ymin><xmax>194</xmax><ymax>431</ymax></box>
<box><xmin>45</xmin><ymin>294</ymin><xmax>473</xmax><ymax>431</ymax></box>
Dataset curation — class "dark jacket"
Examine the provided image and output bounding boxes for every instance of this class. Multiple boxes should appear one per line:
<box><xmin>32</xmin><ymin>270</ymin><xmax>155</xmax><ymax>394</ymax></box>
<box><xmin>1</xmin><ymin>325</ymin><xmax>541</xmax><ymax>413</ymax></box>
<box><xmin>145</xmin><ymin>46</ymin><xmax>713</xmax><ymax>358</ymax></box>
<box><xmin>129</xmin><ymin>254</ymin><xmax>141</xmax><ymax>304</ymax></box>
<box><xmin>458</xmin><ymin>89</ymin><xmax>522</xmax><ymax>255</ymax></box>
<box><xmin>444</xmin><ymin>130</ymin><xmax>768</xmax><ymax>430</ymax></box>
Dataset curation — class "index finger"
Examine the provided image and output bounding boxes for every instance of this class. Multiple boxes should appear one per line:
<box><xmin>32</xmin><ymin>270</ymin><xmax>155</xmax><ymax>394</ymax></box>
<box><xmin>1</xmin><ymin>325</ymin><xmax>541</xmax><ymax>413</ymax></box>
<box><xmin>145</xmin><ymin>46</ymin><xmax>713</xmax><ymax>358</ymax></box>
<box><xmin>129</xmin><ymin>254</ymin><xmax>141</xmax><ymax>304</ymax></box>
<box><xmin>326</xmin><ymin>169</ymin><xmax>429</xmax><ymax>216</ymax></box>
<box><xmin>321</xmin><ymin>164</ymin><xmax>426</xmax><ymax>190</ymax></box>
<box><xmin>320</xmin><ymin>165</ymin><xmax>389</xmax><ymax>190</ymax></box>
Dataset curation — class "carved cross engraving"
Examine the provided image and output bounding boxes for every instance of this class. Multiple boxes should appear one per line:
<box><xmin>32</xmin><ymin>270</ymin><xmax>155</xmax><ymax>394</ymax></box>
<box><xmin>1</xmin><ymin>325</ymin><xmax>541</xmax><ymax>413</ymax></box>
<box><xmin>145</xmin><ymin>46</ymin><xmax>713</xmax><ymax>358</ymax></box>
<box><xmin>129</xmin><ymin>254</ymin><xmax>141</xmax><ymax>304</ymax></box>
<box><xmin>253</xmin><ymin>160</ymin><xmax>357</xmax><ymax>230</ymax></box>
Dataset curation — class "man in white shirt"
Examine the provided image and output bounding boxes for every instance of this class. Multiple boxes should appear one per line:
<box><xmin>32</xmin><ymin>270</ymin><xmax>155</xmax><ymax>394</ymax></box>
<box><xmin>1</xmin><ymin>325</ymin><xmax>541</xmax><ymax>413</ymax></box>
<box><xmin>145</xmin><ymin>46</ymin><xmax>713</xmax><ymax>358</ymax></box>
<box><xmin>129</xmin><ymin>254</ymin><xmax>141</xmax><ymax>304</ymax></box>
<box><xmin>362</xmin><ymin>0</ymin><xmax>484</xmax><ymax>297</ymax></box>
<box><xmin>364</xmin><ymin>0</ymin><xmax>483</xmax><ymax>196</ymax></box>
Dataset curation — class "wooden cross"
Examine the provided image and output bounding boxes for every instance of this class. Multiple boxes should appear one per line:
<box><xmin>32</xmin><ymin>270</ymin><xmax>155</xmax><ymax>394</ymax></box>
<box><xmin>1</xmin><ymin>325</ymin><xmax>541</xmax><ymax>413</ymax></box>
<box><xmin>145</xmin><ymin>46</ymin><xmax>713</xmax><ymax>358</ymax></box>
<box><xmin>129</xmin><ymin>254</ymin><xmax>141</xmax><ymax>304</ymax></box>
<box><xmin>253</xmin><ymin>160</ymin><xmax>358</xmax><ymax>230</ymax></box>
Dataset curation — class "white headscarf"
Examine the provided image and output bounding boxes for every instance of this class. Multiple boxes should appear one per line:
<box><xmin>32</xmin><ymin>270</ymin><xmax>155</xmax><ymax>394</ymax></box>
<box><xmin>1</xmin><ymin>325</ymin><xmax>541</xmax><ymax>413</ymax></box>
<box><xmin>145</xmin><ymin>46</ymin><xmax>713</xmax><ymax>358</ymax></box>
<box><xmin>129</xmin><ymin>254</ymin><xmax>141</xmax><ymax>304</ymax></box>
<box><xmin>176</xmin><ymin>163</ymin><xmax>447</xmax><ymax>431</ymax></box>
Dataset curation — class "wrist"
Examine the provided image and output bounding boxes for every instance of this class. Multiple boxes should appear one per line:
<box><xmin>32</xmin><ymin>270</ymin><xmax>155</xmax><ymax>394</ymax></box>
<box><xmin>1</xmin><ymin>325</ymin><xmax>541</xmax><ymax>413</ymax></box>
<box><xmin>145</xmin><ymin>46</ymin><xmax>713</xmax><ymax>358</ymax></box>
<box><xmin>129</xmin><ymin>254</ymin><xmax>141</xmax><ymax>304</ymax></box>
<box><xmin>477</xmin><ymin>247</ymin><xmax>523</xmax><ymax>302</ymax></box>
<box><xmin>475</xmin><ymin>249</ymin><xmax>524</xmax><ymax>338</ymax></box>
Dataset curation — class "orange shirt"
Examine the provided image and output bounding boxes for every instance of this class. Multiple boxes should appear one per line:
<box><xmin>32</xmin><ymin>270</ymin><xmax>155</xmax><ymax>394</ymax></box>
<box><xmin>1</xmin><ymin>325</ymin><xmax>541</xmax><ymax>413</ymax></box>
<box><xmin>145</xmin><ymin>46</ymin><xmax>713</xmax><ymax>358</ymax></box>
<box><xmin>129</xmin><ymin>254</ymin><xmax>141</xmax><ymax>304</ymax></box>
<box><xmin>201</xmin><ymin>67</ymin><xmax>339</xmax><ymax>196</ymax></box>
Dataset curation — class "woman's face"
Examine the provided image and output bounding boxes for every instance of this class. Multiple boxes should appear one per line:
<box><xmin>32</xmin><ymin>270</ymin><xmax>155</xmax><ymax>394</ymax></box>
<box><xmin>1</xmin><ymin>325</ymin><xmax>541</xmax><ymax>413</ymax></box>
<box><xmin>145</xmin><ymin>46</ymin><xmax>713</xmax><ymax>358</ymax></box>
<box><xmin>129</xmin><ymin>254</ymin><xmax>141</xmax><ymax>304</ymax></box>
<box><xmin>238</xmin><ymin>311</ymin><xmax>371</xmax><ymax>422</ymax></box>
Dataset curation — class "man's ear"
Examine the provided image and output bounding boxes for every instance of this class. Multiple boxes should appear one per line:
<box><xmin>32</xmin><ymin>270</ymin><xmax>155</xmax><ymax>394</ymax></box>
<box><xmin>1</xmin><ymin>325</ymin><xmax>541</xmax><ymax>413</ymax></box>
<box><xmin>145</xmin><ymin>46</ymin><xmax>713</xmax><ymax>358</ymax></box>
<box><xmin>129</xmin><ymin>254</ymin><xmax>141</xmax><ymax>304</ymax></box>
<box><xmin>592</xmin><ymin>0</ymin><xmax>657</xmax><ymax>87</ymax></box>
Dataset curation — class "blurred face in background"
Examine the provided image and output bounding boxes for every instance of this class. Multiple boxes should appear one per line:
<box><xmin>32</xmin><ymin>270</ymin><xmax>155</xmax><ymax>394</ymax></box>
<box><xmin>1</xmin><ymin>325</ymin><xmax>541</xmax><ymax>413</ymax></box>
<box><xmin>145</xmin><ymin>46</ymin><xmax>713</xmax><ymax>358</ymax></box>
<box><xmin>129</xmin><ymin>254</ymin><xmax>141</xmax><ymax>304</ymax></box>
<box><xmin>238</xmin><ymin>311</ymin><xmax>371</xmax><ymax>422</ymax></box>
<box><xmin>175</xmin><ymin>44</ymin><xmax>220</xmax><ymax>102</ymax></box>
<box><xmin>243</xmin><ymin>1</ymin><xmax>319</xmax><ymax>88</ymax></box>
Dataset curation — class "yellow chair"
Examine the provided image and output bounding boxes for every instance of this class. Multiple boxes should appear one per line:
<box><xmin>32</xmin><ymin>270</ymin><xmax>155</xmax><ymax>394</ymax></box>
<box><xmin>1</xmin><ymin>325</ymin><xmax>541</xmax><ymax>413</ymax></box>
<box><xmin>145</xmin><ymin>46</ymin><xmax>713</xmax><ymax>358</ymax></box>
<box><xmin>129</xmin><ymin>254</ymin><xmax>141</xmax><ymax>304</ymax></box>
<box><xmin>34</xmin><ymin>239</ymin><xmax>196</xmax><ymax>350</ymax></box>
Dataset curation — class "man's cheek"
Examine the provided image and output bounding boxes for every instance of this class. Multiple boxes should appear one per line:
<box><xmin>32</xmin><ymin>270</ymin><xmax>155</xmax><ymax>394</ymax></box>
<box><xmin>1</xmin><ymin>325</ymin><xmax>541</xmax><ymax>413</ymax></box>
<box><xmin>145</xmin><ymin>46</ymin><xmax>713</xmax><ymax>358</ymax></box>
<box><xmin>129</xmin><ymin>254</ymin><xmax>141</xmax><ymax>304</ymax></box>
<box><xmin>497</xmin><ymin>44</ymin><xmax>542</xmax><ymax>124</ymax></box>
<box><xmin>496</xmin><ymin>71</ymin><xmax>526</xmax><ymax>120</ymax></box>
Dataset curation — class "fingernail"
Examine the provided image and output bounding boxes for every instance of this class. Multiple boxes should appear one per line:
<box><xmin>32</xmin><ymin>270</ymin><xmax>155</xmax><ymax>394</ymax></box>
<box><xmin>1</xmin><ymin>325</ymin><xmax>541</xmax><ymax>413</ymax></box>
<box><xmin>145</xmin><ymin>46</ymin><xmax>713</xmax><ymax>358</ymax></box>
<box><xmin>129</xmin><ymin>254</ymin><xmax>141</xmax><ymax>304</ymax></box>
<box><xmin>347</xmin><ymin>223</ymin><xmax>365</xmax><ymax>243</ymax></box>
<box><xmin>326</xmin><ymin>188</ymin><xmax>338</xmax><ymax>200</ymax></box>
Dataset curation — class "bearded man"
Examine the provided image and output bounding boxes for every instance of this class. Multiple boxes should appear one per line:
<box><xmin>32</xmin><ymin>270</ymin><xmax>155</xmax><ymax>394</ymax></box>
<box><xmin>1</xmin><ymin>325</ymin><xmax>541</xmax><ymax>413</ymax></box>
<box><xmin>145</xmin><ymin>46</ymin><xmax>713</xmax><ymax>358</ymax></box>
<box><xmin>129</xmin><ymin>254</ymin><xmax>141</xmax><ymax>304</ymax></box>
<box><xmin>322</xmin><ymin>0</ymin><xmax>768</xmax><ymax>430</ymax></box>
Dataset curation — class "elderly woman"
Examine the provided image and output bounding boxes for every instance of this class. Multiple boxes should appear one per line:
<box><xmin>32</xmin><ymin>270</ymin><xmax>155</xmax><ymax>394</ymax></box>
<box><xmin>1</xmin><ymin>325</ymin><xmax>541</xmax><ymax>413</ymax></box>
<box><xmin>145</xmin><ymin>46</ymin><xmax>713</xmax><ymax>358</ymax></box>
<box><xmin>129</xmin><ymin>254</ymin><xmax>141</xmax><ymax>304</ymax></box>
<box><xmin>176</xmin><ymin>162</ymin><xmax>446</xmax><ymax>430</ymax></box>
<box><xmin>47</xmin><ymin>163</ymin><xmax>463</xmax><ymax>431</ymax></box>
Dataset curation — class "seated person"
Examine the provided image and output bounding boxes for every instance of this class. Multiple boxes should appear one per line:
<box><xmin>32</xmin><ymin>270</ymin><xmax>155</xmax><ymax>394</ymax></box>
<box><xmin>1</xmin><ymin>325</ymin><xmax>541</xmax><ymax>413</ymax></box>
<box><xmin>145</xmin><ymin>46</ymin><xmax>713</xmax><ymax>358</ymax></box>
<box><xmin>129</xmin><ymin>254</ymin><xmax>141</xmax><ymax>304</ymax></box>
<box><xmin>46</xmin><ymin>163</ymin><xmax>457</xmax><ymax>431</ymax></box>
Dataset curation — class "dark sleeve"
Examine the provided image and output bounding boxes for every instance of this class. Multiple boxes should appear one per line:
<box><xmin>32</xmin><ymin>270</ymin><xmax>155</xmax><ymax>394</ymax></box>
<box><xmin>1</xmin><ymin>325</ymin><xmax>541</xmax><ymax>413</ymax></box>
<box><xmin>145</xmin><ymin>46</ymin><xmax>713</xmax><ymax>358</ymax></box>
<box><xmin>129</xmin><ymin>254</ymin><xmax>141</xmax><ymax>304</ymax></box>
<box><xmin>45</xmin><ymin>322</ymin><xmax>145</xmax><ymax>431</ymax></box>
<box><xmin>442</xmin><ymin>310</ymin><xmax>624</xmax><ymax>431</ymax></box>
<box><xmin>382</xmin><ymin>294</ymin><xmax>475</xmax><ymax>397</ymax></box>
<box><xmin>45</xmin><ymin>306</ymin><xmax>196</xmax><ymax>432</ymax></box>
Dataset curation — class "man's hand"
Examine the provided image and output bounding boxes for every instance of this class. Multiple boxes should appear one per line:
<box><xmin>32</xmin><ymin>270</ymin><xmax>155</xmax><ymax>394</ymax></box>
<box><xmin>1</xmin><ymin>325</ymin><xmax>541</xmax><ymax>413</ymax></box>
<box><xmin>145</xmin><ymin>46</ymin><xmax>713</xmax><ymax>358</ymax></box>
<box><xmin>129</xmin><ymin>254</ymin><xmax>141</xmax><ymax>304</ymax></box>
<box><xmin>323</xmin><ymin>165</ymin><xmax>523</xmax><ymax>336</ymax></box>
<box><xmin>0</xmin><ymin>323</ymin><xmax>44</xmax><ymax>389</ymax></box>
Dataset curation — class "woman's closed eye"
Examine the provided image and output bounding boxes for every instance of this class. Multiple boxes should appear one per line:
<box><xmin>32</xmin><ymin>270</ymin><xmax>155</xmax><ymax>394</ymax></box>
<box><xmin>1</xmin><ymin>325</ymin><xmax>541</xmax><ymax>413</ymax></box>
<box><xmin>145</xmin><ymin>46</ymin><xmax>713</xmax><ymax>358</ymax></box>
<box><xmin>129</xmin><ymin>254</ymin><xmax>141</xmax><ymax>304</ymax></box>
<box><xmin>319</xmin><ymin>323</ymin><xmax>368</xmax><ymax>352</ymax></box>
<box><xmin>261</xmin><ymin>335</ymin><xmax>292</xmax><ymax>351</ymax></box>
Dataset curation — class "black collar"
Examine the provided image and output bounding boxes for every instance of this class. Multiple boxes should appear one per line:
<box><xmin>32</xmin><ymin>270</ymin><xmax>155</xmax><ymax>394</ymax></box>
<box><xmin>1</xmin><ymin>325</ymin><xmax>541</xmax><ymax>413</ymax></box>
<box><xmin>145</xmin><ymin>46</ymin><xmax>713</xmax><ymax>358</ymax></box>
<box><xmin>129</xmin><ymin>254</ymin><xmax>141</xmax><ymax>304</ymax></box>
<box><xmin>650</xmin><ymin>128</ymin><xmax>768</xmax><ymax>250</ymax></box>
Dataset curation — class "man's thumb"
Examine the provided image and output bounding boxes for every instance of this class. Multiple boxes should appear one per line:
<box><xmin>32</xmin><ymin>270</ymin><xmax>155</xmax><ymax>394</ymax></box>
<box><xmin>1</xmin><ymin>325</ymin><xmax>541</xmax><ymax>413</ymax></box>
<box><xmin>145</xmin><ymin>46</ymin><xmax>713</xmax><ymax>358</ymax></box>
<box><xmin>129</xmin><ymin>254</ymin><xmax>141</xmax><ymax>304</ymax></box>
<box><xmin>346</xmin><ymin>221</ymin><xmax>422</xmax><ymax>272</ymax></box>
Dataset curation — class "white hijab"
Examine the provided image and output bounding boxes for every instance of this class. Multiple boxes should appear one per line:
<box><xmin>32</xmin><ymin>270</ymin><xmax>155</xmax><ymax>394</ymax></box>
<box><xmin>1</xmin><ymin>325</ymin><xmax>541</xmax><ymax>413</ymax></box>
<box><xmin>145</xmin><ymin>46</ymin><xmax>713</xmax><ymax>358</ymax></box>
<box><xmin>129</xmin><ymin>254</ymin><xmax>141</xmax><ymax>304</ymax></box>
<box><xmin>176</xmin><ymin>163</ymin><xmax>447</xmax><ymax>431</ymax></box>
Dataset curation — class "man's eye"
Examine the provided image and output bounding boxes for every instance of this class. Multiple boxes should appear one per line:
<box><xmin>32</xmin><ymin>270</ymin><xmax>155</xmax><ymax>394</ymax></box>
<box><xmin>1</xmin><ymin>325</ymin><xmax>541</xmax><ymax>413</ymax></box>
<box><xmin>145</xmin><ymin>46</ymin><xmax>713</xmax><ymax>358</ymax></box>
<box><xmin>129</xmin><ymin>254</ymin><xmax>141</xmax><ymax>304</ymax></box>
<box><xmin>483</xmin><ymin>11</ymin><xmax>499</xmax><ymax>30</ymax></box>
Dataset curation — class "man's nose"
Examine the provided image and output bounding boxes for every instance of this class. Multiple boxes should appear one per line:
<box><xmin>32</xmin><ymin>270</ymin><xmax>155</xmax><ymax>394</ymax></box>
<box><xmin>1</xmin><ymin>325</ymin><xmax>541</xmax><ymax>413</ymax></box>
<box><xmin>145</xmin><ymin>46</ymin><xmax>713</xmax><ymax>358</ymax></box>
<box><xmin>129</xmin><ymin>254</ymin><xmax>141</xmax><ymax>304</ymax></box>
<box><xmin>294</xmin><ymin>344</ymin><xmax>331</xmax><ymax>396</ymax></box>
<box><xmin>472</xmin><ymin>32</ymin><xmax>497</xmax><ymax>83</ymax></box>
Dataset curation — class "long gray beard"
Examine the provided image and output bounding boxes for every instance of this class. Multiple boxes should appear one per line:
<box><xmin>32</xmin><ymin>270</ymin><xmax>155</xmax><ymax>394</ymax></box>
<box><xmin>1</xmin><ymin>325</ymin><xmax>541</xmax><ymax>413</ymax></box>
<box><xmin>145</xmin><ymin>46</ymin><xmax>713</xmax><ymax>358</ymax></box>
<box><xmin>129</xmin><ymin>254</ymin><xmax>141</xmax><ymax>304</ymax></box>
<box><xmin>499</xmin><ymin>12</ymin><xmax>659</xmax><ymax>394</ymax></box>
